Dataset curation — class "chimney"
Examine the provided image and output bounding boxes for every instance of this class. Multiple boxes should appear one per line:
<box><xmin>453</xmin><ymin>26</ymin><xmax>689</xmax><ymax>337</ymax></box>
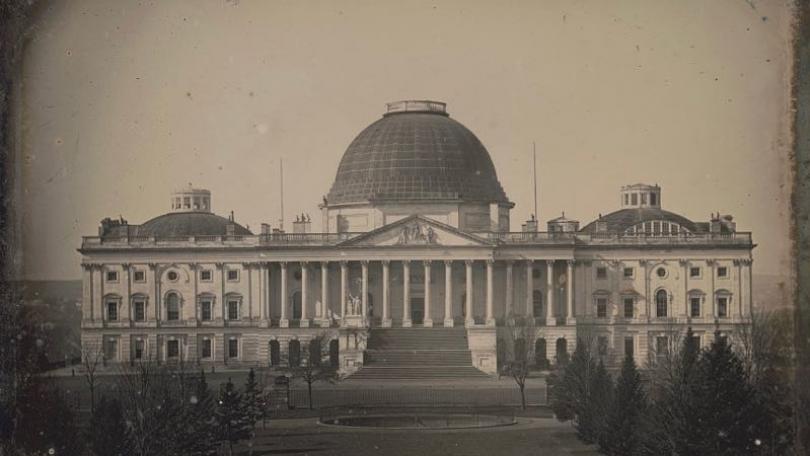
<box><xmin>293</xmin><ymin>213</ymin><xmax>312</xmax><ymax>234</ymax></box>
<box><xmin>261</xmin><ymin>223</ymin><xmax>271</xmax><ymax>235</ymax></box>
<box><xmin>522</xmin><ymin>214</ymin><xmax>538</xmax><ymax>233</ymax></box>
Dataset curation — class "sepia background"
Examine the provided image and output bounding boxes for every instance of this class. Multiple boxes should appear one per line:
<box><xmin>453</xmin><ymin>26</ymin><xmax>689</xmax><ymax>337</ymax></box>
<box><xmin>10</xmin><ymin>0</ymin><xmax>795</xmax><ymax>308</ymax></box>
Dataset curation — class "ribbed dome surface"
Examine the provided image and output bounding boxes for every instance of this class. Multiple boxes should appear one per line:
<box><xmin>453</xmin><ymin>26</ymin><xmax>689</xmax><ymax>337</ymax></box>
<box><xmin>326</xmin><ymin>108</ymin><xmax>509</xmax><ymax>205</ymax></box>
<box><xmin>137</xmin><ymin>212</ymin><xmax>252</xmax><ymax>237</ymax></box>
<box><xmin>580</xmin><ymin>208</ymin><xmax>699</xmax><ymax>233</ymax></box>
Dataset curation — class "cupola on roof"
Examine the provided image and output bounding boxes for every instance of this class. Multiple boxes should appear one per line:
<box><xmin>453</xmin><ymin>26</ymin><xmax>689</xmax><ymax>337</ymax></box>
<box><xmin>325</xmin><ymin>100</ymin><xmax>511</xmax><ymax>206</ymax></box>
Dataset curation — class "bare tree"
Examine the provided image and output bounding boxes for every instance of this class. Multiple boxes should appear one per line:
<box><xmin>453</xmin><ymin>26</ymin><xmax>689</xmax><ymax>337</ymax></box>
<box><xmin>81</xmin><ymin>340</ymin><xmax>105</xmax><ymax>415</ymax></box>
<box><xmin>734</xmin><ymin>309</ymin><xmax>794</xmax><ymax>383</ymax></box>
<box><xmin>293</xmin><ymin>331</ymin><xmax>338</xmax><ymax>410</ymax></box>
<box><xmin>501</xmin><ymin>315</ymin><xmax>535</xmax><ymax>410</ymax></box>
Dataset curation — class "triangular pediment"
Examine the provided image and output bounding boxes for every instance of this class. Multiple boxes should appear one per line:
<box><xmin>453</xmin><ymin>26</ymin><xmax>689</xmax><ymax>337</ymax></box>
<box><xmin>339</xmin><ymin>215</ymin><xmax>491</xmax><ymax>247</ymax></box>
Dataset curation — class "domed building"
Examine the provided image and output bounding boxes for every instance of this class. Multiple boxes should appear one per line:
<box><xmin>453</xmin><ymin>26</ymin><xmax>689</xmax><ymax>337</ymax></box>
<box><xmin>79</xmin><ymin>101</ymin><xmax>754</xmax><ymax>379</ymax></box>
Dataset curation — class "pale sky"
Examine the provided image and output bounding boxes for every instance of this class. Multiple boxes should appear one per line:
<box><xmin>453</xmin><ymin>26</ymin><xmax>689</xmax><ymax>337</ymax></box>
<box><xmin>13</xmin><ymin>0</ymin><xmax>794</xmax><ymax>280</ymax></box>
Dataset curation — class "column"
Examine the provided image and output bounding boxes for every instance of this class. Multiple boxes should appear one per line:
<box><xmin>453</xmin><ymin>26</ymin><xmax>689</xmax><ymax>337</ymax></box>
<box><xmin>505</xmin><ymin>261</ymin><xmax>514</xmax><ymax>319</ymax></box>
<box><xmin>123</xmin><ymin>263</ymin><xmax>132</xmax><ymax>323</ymax></box>
<box><xmin>279</xmin><ymin>262</ymin><xmax>289</xmax><ymax>327</ymax></box>
<box><xmin>218</xmin><ymin>263</ymin><xmax>226</xmax><ymax>322</ymax></box>
<box><xmin>566</xmin><ymin>260</ymin><xmax>575</xmax><ymax>325</ymax></box>
<box><xmin>340</xmin><ymin>261</ymin><xmax>348</xmax><ymax>320</ymax></box>
<box><xmin>190</xmin><ymin>263</ymin><xmax>198</xmax><ymax>323</ymax></box>
<box><xmin>525</xmin><ymin>260</ymin><xmax>534</xmax><ymax>318</ymax></box>
<box><xmin>402</xmin><ymin>261</ymin><xmax>412</xmax><ymax>327</ymax></box>
<box><xmin>710</xmin><ymin>260</ymin><xmax>717</xmax><ymax>319</ymax></box>
<box><xmin>382</xmin><ymin>260</ymin><xmax>392</xmax><ymax>327</ymax></box>
<box><xmin>300</xmin><ymin>262</ymin><xmax>310</xmax><ymax>327</ymax></box>
<box><xmin>546</xmin><ymin>260</ymin><xmax>556</xmax><ymax>326</ymax></box>
<box><xmin>259</xmin><ymin>263</ymin><xmax>269</xmax><ymax>327</ymax></box>
<box><xmin>423</xmin><ymin>261</ymin><xmax>433</xmax><ymax>327</ymax></box>
<box><xmin>319</xmin><ymin>262</ymin><xmax>329</xmax><ymax>326</ymax></box>
<box><xmin>150</xmin><ymin>263</ymin><xmax>160</xmax><ymax>323</ymax></box>
<box><xmin>361</xmin><ymin>261</ymin><xmax>369</xmax><ymax>323</ymax></box>
<box><xmin>465</xmin><ymin>260</ymin><xmax>474</xmax><ymax>326</ymax></box>
<box><xmin>444</xmin><ymin>260</ymin><xmax>454</xmax><ymax>327</ymax></box>
<box><xmin>681</xmin><ymin>259</ymin><xmax>689</xmax><ymax>319</ymax></box>
<box><xmin>745</xmin><ymin>259</ymin><xmax>753</xmax><ymax>318</ymax></box>
<box><xmin>486</xmin><ymin>259</ymin><xmax>495</xmax><ymax>326</ymax></box>
<box><xmin>81</xmin><ymin>264</ymin><xmax>92</xmax><ymax>322</ymax></box>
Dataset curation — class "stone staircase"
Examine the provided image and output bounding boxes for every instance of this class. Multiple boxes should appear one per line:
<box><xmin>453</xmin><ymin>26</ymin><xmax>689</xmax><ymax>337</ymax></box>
<box><xmin>346</xmin><ymin>327</ymin><xmax>491</xmax><ymax>381</ymax></box>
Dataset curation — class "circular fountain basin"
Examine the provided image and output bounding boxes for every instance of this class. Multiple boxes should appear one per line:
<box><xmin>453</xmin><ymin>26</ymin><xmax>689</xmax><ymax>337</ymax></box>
<box><xmin>319</xmin><ymin>414</ymin><xmax>516</xmax><ymax>430</ymax></box>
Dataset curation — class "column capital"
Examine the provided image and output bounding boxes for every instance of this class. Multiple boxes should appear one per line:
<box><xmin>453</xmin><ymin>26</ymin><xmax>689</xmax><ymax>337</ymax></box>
<box><xmin>706</xmin><ymin>259</ymin><xmax>717</xmax><ymax>266</ymax></box>
<box><xmin>120</xmin><ymin>262</ymin><xmax>131</xmax><ymax>270</ymax></box>
<box><xmin>423</xmin><ymin>260</ymin><xmax>432</xmax><ymax>268</ymax></box>
<box><xmin>279</xmin><ymin>261</ymin><xmax>288</xmax><ymax>269</ymax></box>
<box><xmin>566</xmin><ymin>259</ymin><xmax>575</xmax><ymax>266</ymax></box>
<box><xmin>443</xmin><ymin>259</ymin><xmax>453</xmax><ymax>267</ymax></box>
<box><xmin>464</xmin><ymin>259</ymin><xmax>474</xmax><ymax>267</ymax></box>
<box><xmin>215</xmin><ymin>262</ymin><xmax>225</xmax><ymax>269</ymax></box>
<box><xmin>241</xmin><ymin>262</ymin><xmax>255</xmax><ymax>269</ymax></box>
<box><xmin>525</xmin><ymin>259</ymin><xmax>534</xmax><ymax>266</ymax></box>
<box><xmin>505</xmin><ymin>260</ymin><xmax>514</xmax><ymax>266</ymax></box>
<box><xmin>147</xmin><ymin>262</ymin><xmax>159</xmax><ymax>270</ymax></box>
<box><xmin>361</xmin><ymin>260</ymin><xmax>369</xmax><ymax>267</ymax></box>
<box><xmin>340</xmin><ymin>260</ymin><xmax>348</xmax><ymax>268</ymax></box>
<box><xmin>300</xmin><ymin>261</ymin><xmax>310</xmax><ymax>267</ymax></box>
<box><xmin>486</xmin><ymin>259</ymin><xmax>495</xmax><ymax>266</ymax></box>
<box><xmin>638</xmin><ymin>259</ymin><xmax>649</xmax><ymax>267</ymax></box>
<box><xmin>381</xmin><ymin>259</ymin><xmax>391</xmax><ymax>266</ymax></box>
<box><xmin>320</xmin><ymin>261</ymin><xmax>329</xmax><ymax>268</ymax></box>
<box><xmin>402</xmin><ymin>260</ymin><xmax>411</xmax><ymax>268</ymax></box>
<box><xmin>679</xmin><ymin>259</ymin><xmax>689</xmax><ymax>266</ymax></box>
<box><xmin>741</xmin><ymin>258</ymin><xmax>753</xmax><ymax>266</ymax></box>
<box><xmin>188</xmin><ymin>262</ymin><xmax>199</xmax><ymax>270</ymax></box>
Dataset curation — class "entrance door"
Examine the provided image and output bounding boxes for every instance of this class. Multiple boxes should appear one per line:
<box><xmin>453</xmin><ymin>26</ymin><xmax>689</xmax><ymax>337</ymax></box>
<box><xmin>411</xmin><ymin>297</ymin><xmax>425</xmax><ymax>325</ymax></box>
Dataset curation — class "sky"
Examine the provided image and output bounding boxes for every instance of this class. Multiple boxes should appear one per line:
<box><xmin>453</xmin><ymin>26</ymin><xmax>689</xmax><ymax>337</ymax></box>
<box><xmin>13</xmin><ymin>0</ymin><xmax>794</xmax><ymax>280</ymax></box>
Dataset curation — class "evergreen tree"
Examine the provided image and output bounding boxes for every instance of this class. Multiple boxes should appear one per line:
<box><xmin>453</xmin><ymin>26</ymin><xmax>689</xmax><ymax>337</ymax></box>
<box><xmin>642</xmin><ymin>326</ymin><xmax>703</xmax><ymax>455</ymax></box>
<box><xmin>568</xmin><ymin>339</ymin><xmax>598</xmax><ymax>442</ymax></box>
<box><xmin>587</xmin><ymin>360</ymin><xmax>613</xmax><ymax>444</ymax></box>
<box><xmin>690</xmin><ymin>332</ymin><xmax>758</xmax><ymax>455</ymax></box>
<box><xmin>600</xmin><ymin>355</ymin><xmax>646</xmax><ymax>456</ymax></box>
<box><xmin>177</xmin><ymin>370</ymin><xmax>218</xmax><ymax>456</ymax></box>
<box><xmin>14</xmin><ymin>377</ymin><xmax>83</xmax><ymax>456</ymax></box>
<box><xmin>215</xmin><ymin>377</ymin><xmax>251</xmax><ymax>456</ymax></box>
<box><xmin>89</xmin><ymin>395</ymin><xmax>132</xmax><ymax>456</ymax></box>
<box><xmin>243</xmin><ymin>368</ymin><xmax>262</xmax><ymax>428</ymax></box>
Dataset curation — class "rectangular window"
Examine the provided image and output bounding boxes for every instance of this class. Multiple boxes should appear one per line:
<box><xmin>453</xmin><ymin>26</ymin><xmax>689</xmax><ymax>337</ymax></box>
<box><xmin>596</xmin><ymin>267</ymin><xmax>607</xmax><ymax>279</ymax></box>
<box><xmin>717</xmin><ymin>266</ymin><xmax>728</xmax><ymax>278</ymax></box>
<box><xmin>653</xmin><ymin>222</ymin><xmax>661</xmax><ymax>235</ymax></box>
<box><xmin>631</xmin><ymin>193</ymin><xmax>638</xmax><ymax>205</ymax></box>
<box><xmin>104</xmin><ymin>338</ymin><xmax>118</xmax><ymax>360</ymax></box>
<box><xmin>596</xmin><ymin>298</ymin><xmax>608</xmax><ymax>318</ymax></box>
<box><xmin>718</xmin><ymin>297</ymin><xmax>728</xmax><ymax>318</ymax></box>
<box><xmin>623</xmin><ymin>267</ymin><xmax>634</xmax><ymax>278</ymax></box>
<box><xmin>133</xmin><ymin>339</ymin><xmax>144</xmax><ymax>360</ymax></box>
<box><xmin>623</xmin><ymin>298</ymin><xmax>634</xmax><ymax>318</ymax></box>
<box><xmin>624</xmin><ymin>194</ymin><xmax>629</xmax><ymax>205</ymax></box>
<box><xmin>134</xmin><ymin>300</ymin><xmax>145</xmax><ymax>321</ymax></box>
<box><xmin>228</xmin><ymin>339</ymin><xmax>239</xmax><ymax>359</ymax></box>
<box><xmin>200</xmin><ymin>270</ymin><xmax>212</xmax><ymax>281</ymax></box>
<box><xmin>650</xmin><ymin>193</ymin><xmax>657</xmax><ymax>205</ymax></box>
<box><xmin>201</xmin><ymin>339</ymin><xmax>212</xmax><ymax>358</ymax></box>
<box><xmin>133</xmin><ymin>270</ymin><xmax>145</xmax><ymax>282</ymax></box>
<box><xmin>656</xmin><ymin>336</ymin><xmax>668</xmax><ymax>356</ymax></box>
<box><xmin>227</xmin><ymin>300</ymin><xmax>239</xmax><ymax>320</ymax></box>
<box><xmin>107</xmin><ymin>301</ymin><xmax>118</xmax><ymax>321</ymax></box>
<box><xmin>624</xmin><ymin>336</ymin><xmax>634</xmax><ymax>359</ymax></box>
<box><xmin>106</xmin><ymin>271</ymin><xmax>118</xmax><ymax>282</ymax></box>
<box><xmin>641</xmin><ymin>193</ymin><xmax>648</xmax><ymax>205</ymax></box>
<box><xmin>689</xmin><ymin>267</ymin><xmax>701</xmax><ymax>278</ymax></box>
<box><xmin>183</xmin><ymin>196</ymin><xmax>190</xmax><ymax>208</ymax></box>
<box><xmin>691</xmin><ymin>335</ymin><xmax>702</xmax><ymax>349</ymax></box>
<box><xmin>227</xmin><ymin>270</ymin><xmax>239</xmax><ymax>281</ymax></box>
<box><xmin>598</xmin><ymin>337</ymin><xmax>608</xmax><ymax>357</ymax></box>
<box><xmin>690</xmin><ymin>297</ymin><xmax>701</xmax><ymax>317</ymax></box>
<box><xmin>167</xmin><ymin>305</ymin><xmax>179</xmax><ymax>321</ymax></box>
<box><xmin>201</xmin><ymin>300</ymin><xmax>212</xmax><ymax>321</ymax></box>
<box><xmin>167</xmin><ymin>340</ymin><xmax>179</xmax><ymax>358</ymax></box>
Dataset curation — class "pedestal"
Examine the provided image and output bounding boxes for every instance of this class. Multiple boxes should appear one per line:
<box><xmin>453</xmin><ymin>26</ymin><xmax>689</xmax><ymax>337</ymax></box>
<box><xmin>402</xmin><ymin>318</ymin><xmax>413</xmax><ymax>328</ymax></box>
<box><xmin>300</xmin><ymin>319</ymin><xmax>310</xmax><ymax>328</ymax></box>
<box><xmin>279</xmin><ymin>319</ymin><xmax>290</xmax><ymax>328</ymax></box>
<box><xmin>423</xmin><ymin>319</ymin><xmax>433</xmax><ymax>328</ymax></box>
<box><xmin>443</xmin><ymin>319</ymin><xmax>455</xmax><ymax>328</ymax></box>
<box><xmin>486</xmin><ymin>318</ymin><xmax>497</xmax><ymax>327</ymax></box>
<box><xmin>545</xmin><ymin>318</ymin><xmax>557</xmax><ymax>327</ymax></box>
<box><xmin>465</xmin><ymin>318</ymin><xmax>475</xmax><ymax>327</ymax></box>
<box><xmin>565</xmin><ymin>317</ymin><xmax>577</xmax><ymax>326</ymax></box>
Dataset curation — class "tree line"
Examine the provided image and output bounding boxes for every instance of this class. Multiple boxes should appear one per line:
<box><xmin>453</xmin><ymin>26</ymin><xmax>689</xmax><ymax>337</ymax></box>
<box><xmin>548</xmin><ymin>311</ymin><xmax>795</xmax><ymax>455</ymax></box>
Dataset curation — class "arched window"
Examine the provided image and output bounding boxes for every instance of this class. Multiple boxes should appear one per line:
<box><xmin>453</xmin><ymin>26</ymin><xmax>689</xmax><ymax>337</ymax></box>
<box><xmin>556</xmin><ymin>338</ymin><xmax>568</xmax><ymax>363</ymax></box>
<box><xmin>329</xmin><ymin>339</ymin><xmax>339</xmax><ymax>368</ymax></box>
<box><xmin>288</xmin><ymin>340</ymin><xmax>301</xmax><ymax>367</ymax></box>
<box><xmin>535</xmin><ymin>338</ymin><xmax>548</xmax><ymax>368</ymax></box>
<box><xmin>532</xmin><ymin>290</ymin><xmax>544</xmax><ymax>317</ymax></box>
<box><xmin>166</xmin><ymin>292</ymin><xmax>180</xmax><ymax>321</ymax></box>
<box><xmin>269</xmin><ymin>340</ymin><xmax>280</xmax><ymax>366</ymax></box>
<box><xmin>309</xmin><ymin>339</ymin><xmax>321</xmax><ymax>366</ymax></box>
<box><xmin>291</xmin><ymin>291</ymin><xmax>302</xmax><ymax>320</ymax></box>
<box><xmin>656</xmin><ymin>289</ymin><xmax>668</xmax><ymax>318</ymax></box>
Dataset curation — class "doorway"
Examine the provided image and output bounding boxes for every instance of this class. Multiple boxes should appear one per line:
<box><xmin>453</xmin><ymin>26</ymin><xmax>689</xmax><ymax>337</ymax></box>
<box><xmin>411</xmin><ymin>297</ymin><xmax>424</xmax><ymax>325</ymax></box>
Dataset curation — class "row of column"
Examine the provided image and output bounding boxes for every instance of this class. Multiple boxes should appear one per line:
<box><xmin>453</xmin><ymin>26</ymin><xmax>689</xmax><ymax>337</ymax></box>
<box><xmin>276</xmin><ymin>259</ymin><xmax>575</xmax><ymax>328</ymax></box>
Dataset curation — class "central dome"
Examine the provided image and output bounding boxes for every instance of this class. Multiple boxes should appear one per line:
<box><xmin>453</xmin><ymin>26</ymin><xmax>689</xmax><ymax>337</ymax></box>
<box><xmin>326</xmin><ymin>101</ymin><xmax>510</xmax><ymax>206</ymax></box>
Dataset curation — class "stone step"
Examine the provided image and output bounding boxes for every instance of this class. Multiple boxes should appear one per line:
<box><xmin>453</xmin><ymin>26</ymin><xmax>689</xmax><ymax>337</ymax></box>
<box><xmin>347</xmin><ymin>366</ymin><xmax>491</xmax><ymax>380</ymax></box>
<box><xmin>364</xmin><ymin>350</ymin><xmax>472</xmax><ymax>366</ymax></box>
